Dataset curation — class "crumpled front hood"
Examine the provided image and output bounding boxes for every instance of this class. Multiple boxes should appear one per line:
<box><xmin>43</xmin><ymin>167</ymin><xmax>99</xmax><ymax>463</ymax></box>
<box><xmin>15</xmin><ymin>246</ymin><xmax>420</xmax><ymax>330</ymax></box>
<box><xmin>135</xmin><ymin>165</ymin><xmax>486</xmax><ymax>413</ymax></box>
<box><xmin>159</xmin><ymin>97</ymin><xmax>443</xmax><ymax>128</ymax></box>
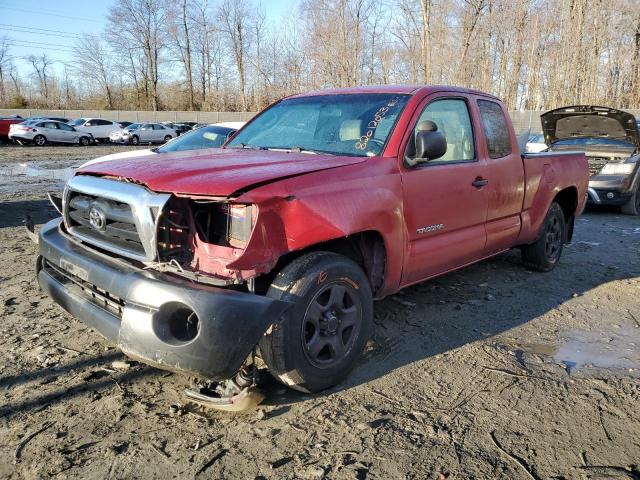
<box><xmin>76</xmin><ymin>148</ymin><xmax>368</xmax><ymax>197</ymax></box>
<box><xmin>541</xmin><ymin>105</ymin><xmax>640</xmax><ymax>148</ymax></box>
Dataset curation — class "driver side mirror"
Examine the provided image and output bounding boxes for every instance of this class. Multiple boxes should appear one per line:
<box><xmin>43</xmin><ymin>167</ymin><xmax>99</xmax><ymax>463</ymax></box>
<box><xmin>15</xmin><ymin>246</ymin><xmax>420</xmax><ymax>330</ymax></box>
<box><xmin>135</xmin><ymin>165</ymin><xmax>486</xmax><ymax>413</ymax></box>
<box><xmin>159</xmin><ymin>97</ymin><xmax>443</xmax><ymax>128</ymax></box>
<box><xmin>406</xmin><ymin>121</ymin><xmax>447</xmax><ymax>167</ymax></box>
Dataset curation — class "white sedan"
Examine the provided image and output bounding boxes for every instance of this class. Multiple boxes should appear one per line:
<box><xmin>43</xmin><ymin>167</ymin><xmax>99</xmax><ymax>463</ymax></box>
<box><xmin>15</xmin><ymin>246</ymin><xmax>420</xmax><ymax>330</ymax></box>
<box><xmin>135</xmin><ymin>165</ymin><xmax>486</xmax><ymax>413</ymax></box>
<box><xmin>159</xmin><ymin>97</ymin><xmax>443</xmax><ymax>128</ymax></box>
<box><xmin>68</xmin><ymin>118</ymin><xmax>123</xmax><ymax>141</ymax></box>
<box><xmin>109</xmin><ymin>123</ymin><xmax>176</xmax><ymax>145</ymax></box>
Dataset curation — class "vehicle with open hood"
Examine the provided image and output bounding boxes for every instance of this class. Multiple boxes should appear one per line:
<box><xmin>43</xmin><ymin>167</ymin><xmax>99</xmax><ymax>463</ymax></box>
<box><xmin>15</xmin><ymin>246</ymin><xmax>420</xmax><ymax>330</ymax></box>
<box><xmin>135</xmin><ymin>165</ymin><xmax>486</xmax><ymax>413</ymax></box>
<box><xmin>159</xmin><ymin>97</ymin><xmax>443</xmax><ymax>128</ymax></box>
<box><xmin>34</xmin><ymin>86</ymin><xmax>588</xmax><ymax>409</ymax></box>
<box><xmin>542</xmin><ymin>105</ymin><xmax>640</xmax><ymax>215</ymax></box>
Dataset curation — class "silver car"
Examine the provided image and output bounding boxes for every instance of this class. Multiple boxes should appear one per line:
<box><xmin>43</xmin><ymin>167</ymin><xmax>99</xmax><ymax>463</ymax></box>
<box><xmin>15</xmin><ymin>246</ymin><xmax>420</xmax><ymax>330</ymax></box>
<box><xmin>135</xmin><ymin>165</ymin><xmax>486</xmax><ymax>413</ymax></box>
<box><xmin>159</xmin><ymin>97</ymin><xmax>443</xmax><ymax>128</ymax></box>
<box><xmin>109</xmin><ymin>123</ymin><xmax>176</xmax><ymax>145</ymax></box>
<box><xmin>8</xmin><ymin>120</ymin><xmax>94</xmax><ymax>146</ymax></box>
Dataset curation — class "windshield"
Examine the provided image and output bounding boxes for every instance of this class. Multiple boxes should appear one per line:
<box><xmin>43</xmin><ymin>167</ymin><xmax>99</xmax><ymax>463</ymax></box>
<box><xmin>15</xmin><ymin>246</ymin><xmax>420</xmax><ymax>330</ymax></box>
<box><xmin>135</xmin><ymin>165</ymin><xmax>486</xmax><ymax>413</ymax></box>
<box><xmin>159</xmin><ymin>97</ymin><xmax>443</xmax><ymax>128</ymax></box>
<box><xmin>157</xmin><ymin>125</ymin><xmax>234</xmax><ymax>153</ymax></box>
<box><xmin>125</xmin><ymin>123</ymin><xmax>141</xmax><ymax>131</ymax></box>
<box><xmin>69</xmin><ymin>118</ymin><xmax>86</xmax><ymax>126</ymax></box>
<box><xmin>552</xmin><ymin>137</ymin><xmax>635</xmax><ymax>148</ymax></box>
<box><xmin>227</xmin><ymin>93</ymin><xmax>409</xmax><ymax>156</ymax></box>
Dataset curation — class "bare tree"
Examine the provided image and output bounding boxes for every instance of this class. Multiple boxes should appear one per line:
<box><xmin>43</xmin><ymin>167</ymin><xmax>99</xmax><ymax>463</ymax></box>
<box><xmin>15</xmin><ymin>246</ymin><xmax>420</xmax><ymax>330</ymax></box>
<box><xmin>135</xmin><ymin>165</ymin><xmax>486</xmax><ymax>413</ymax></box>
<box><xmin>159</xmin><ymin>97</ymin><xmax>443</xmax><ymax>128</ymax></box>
<box><xmin>218</xmin><ymin>0</ymin><xmax>252</xmax><ymax>110</ymax></box>
<box><xmin>107</xmin><ymin>0</ymin><xmax>168</xmax><ymax>110</ymax></box>
<box><xmin>27</xmin><ymin>53</ymin><xmax>53</xmax><ymax>104</ymax></box>
<box><xmin>0</xmin><ymin>37</ymin><xmax>11</xmax><ymax>105</ymax></box>
<box><xmin>70</xmin><ymin>34</ymin><xmax>115</xmax><ymax>109</ymax></box>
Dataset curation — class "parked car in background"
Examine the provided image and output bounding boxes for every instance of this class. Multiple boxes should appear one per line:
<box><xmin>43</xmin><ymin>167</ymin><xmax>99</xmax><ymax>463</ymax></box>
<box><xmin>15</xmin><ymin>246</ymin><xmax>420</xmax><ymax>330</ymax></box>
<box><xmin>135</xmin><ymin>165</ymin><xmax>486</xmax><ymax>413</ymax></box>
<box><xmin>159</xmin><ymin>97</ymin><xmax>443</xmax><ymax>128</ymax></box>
<box><xmin>118</xmin><ymin>121</ymin><xmax>133</xmax><ymax>128</ymax></box>
<box><xmin>543</xmin><ymin>105</ymin><xmax>640</xmax><ymax>215</ymax></box>
<box><xmin>9</xmin><ymin>120</ymin><xmax>93</xmax><ymax>146</ymax></box>
<box><xmin>0</xmin><ymin>115</ymin><xmax>24</xmax><ymax>142</ymax></box>
<box><xmin>83</xmin><ymin>122</ymin><xmax>245</xmax><ymax>167</ymax></box>
<box><xmin>109</xmin><ymin>122</ymin><xmax>176</xmax><ymax>145</ymax></box>
<box><xmin>23</xmin><ymin>116</ymin><xmax>71</xmax><ymax>124</ymax></box>
<box><xmin>160</xmin><ymin>122</ymin><xmax>192</xmax><ymax>136</ymax></box>
<box><xmin>68</xmin><ymin>118</ymin><xmax>122</xmax><ymax>142</ymax></box>
<box><xmin>525</xmin><ymin>133</ymin><xmax>547</xmax><ymax>153</ymax></box>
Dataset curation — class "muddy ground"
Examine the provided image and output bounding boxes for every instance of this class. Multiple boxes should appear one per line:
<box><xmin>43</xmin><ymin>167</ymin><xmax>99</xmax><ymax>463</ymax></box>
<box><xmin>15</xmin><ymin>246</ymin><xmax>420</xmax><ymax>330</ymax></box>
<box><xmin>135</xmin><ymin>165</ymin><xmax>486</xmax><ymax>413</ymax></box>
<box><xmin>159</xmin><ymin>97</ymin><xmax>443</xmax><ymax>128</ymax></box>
<box><xmin>0</xmin><ymin>144</ymin><xmax>639</xmax><ymax>479</ymax></box>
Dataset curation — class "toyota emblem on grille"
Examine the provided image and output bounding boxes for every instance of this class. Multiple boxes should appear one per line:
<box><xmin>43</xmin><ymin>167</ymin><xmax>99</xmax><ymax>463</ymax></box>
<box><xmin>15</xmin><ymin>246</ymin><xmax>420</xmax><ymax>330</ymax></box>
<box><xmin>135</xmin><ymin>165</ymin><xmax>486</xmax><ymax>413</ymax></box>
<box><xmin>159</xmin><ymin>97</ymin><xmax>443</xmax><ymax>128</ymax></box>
<box><xmin>89</xmin><ymin>206</ymin><xmax>106</xmax><ymax>231</ymax></box>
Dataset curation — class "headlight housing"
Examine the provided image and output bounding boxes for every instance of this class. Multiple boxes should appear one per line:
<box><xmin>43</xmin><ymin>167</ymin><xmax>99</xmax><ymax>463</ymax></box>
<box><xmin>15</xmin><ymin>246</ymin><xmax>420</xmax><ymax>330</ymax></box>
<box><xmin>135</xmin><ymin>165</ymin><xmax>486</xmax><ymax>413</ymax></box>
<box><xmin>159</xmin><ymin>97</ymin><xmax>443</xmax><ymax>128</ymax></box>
<box><xmin>193</xmin><ymin>202</ymin><xmax>254</xmax><ymax>248</ymax></box>
<box><xmin>600</xmin><ymin>163</ymin><xmax>636</xmax><ymax>175</ymax></box>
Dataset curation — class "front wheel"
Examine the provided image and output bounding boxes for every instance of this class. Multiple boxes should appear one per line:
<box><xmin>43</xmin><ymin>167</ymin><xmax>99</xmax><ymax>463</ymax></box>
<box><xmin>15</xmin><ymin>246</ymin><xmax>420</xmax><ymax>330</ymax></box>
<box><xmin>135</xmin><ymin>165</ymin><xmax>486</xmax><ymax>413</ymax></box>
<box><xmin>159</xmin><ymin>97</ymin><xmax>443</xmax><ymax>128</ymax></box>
<box><xmin>521</xmin><ymin>201</ymin><xmax>565</xmax><ymax>272</ymax></box>
<box><xmin>33</xmin><ymin>135</ymin><xmax>46</xmax><ymax>146</ymax></box>
<box><xmin>163</xmin><ymin>135</ymin><xmax>172</xmax><ymax>143</ymax></box>
<box><xmin>259</xmin><ymin>252</ymin><xmax>373</xmax><ymax>393</ymax></box>
<box><xmin>130</xmin><ymin>135</ymin><xmax>139</xmax><ymax>145</ymax></box>
<box><xmin>621</xmin><ymin>184</ymin><xmax>640</xmax><ymax>216</ymax></box>
<box><xmin>79</xmin><ymin>136</ymin><xmax>90</xmax><ymax>146</ymax></box>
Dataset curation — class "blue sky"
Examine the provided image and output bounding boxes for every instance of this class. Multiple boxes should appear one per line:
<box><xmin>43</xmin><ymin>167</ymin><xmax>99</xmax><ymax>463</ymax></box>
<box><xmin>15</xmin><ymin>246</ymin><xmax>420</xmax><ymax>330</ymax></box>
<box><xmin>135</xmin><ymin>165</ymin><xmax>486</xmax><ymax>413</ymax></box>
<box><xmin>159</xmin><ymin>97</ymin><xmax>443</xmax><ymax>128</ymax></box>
<box><xmin>0</xmin><ymin>0</ymin><xmax>299</xmax><ymax>76</ymax></box>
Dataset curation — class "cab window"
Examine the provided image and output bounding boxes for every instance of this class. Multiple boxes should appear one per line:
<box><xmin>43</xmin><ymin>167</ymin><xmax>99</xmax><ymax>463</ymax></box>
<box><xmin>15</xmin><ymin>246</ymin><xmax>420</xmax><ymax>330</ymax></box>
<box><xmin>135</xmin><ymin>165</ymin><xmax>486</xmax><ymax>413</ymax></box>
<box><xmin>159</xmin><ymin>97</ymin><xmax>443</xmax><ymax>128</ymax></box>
<box><xmin>411</xmin><ymin>98</ymin><xmax>475</xmax><ymax>163</ymax></box>
<box><xmin>478</xmin><ymin>100</ymin><xmax>512</xmax><ymax>158</ymax></box>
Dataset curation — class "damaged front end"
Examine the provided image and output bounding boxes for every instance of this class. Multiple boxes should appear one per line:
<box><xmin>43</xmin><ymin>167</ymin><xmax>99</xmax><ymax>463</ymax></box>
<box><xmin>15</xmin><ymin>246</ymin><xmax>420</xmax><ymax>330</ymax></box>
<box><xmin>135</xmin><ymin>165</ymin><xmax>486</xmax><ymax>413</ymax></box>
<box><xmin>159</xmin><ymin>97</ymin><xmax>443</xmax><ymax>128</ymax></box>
<box><xmin>36</xmin><ymin>175</ymin><xmax>293</xmax><ymax>382</ymax></box>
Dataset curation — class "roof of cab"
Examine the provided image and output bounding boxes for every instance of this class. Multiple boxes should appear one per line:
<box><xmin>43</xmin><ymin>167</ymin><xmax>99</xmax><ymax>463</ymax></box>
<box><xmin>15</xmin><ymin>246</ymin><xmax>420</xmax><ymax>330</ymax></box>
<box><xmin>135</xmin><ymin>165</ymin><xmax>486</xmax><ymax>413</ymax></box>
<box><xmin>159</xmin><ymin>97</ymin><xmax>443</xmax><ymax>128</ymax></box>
<box><xmin>288</xmin><ymin>84</ymin><xmax>502</xmax><ymax>101</ymax></box>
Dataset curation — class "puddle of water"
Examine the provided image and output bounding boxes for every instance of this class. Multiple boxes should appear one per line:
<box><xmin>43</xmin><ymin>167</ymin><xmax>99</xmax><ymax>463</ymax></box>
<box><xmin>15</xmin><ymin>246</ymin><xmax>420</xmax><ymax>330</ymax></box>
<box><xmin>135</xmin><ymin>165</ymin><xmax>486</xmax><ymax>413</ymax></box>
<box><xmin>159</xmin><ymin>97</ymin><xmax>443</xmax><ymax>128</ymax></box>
<box><xmin>514</xmin><ymin>324</ymin><xmax>639</xmax><ymax>375</ymax></box>
<box><xmin>0</xmin><ymin>163</ymin><xmax>75</xmax><ymax>181</ymax></box>
<box><xmin>554</xmin><ymin>324</ymin><xmax>640</xmax><ymax>374</ymax></box>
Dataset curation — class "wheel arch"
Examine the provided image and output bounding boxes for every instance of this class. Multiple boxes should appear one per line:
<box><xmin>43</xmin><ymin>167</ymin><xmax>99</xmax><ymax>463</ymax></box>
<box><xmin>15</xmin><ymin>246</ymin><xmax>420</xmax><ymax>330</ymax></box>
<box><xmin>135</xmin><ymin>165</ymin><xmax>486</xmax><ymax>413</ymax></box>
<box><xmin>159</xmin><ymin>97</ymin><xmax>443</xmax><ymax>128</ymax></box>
<box><xmin>258</xmin><ymin>230</ymin><xmax>387</xmax><ymax>298</ymax></box>
<box><xmin>553</xmin><ymin>186</ymin><xmax>578</xmax><ymax>242</ymax></box>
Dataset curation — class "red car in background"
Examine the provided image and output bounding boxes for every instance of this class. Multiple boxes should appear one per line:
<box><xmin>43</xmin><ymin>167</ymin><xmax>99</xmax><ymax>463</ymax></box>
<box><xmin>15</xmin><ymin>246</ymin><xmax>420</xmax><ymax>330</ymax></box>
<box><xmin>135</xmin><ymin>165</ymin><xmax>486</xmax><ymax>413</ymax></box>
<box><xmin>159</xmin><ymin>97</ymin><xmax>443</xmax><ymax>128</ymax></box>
<box><xmin>0</xmin><ymin>116</ymin><xmax>24</xmax><ymax>141</ymax></box>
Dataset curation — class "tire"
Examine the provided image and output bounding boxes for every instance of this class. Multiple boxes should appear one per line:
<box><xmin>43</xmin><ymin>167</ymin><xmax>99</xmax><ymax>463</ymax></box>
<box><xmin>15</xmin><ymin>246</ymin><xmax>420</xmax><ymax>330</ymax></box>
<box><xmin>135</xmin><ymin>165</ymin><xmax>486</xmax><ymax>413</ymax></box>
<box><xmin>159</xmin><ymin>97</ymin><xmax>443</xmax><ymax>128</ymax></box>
<box><xmin>259</xmin><ymin>252</ymin><xmax>373</xmax><ymax>393</ymax></box>
<box><xmin>521</xmin><ymin>201</ymin><xmax>565</xmax><ymax>272</ymax></box>
<box><xmin>33</xmin><ymin>135</ymin><xmax>46</xmax><ymax>146</ymax></box>
<box><xmin>163</xmin><ymin>135</ymin><xmax>172</xmax><ymax>143</ymax></box>
<box><xmin>79</xmin><ymin>136</ymin><xmax>90</xmax><ymax>146</ymax></box>
<box><xmin>131</xmin><ymin>135</ymin><xmax>139</xmax><ymax>145</ymax></box>
<box><xmin>621</xmin><ymin>184</ymin><xmax>640</xmax><ymax>216</ymax></box>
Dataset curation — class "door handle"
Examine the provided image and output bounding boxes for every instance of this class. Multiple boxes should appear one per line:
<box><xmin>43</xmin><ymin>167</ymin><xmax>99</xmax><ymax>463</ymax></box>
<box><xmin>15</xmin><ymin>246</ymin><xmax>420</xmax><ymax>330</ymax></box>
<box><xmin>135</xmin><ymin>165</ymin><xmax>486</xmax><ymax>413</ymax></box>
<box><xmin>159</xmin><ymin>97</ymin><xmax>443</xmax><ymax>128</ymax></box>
<box><xmin>471</xmin><ymin>177</ymin><xmax>489</xmax><ymax>188</ymax></box>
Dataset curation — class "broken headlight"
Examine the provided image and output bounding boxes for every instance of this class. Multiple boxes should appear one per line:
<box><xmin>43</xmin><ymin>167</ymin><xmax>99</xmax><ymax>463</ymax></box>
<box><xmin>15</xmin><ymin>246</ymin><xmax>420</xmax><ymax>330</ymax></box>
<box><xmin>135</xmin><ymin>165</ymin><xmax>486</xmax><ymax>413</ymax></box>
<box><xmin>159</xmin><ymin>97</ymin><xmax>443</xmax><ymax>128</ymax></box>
<box><xmin>193</xmin><ymin>202</ymin><xmax>254</xmax><ymax>248</ymax></box>
<box><xmin>600</xmin><ymin>163</ymin><xmax>636</xmax><ymax>175</ymax></box>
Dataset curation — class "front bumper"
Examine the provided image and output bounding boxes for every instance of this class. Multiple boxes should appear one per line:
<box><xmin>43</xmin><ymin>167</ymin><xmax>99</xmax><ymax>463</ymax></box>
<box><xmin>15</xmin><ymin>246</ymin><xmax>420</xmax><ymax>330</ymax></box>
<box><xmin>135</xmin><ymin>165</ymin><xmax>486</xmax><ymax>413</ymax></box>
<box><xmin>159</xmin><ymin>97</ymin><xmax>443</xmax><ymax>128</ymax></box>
<box><xmin>587</xmin><ymin>174</ymin><xmax>635</xmax><ymax>205</ymax></box>
<box><xmin>37</xmin><ymin>218</ymin><xmax>291</xmax><ymax>381</ymax></box>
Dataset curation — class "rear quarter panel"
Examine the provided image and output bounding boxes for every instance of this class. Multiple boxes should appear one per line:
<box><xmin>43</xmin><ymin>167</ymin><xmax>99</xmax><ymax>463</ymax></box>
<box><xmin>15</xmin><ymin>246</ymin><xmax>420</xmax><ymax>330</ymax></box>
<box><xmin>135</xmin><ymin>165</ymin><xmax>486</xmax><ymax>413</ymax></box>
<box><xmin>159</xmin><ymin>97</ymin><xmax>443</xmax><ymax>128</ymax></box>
<box><xmin>517</xmin><ymin>151</ymin><xmax>588</xmax><ymax>245</ymax></box>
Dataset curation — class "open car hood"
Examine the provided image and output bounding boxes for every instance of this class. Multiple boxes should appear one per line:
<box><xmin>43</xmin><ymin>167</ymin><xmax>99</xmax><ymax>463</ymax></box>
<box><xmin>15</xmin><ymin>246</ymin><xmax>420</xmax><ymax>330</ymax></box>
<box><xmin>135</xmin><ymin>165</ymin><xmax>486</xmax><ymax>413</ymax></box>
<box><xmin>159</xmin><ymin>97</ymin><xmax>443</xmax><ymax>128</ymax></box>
<box><xmin>541</xmin><ymin>105</ymin><xmax>640</xmax><ymax>148</ymax></box>
<box><xmin>76</xmin><ymin>147</ymin><xmax>367</xmax><ymax>197</ymax></box>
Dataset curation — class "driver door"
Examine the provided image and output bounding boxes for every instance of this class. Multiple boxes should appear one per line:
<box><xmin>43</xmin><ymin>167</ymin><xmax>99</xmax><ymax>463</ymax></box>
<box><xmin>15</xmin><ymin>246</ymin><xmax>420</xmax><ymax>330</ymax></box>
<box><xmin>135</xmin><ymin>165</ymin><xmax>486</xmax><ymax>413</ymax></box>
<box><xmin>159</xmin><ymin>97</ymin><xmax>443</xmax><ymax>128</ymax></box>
<box><xmin>400</xmin><ymin>95</ymin><xmax>489</xmax><ymax>286</ymax></box>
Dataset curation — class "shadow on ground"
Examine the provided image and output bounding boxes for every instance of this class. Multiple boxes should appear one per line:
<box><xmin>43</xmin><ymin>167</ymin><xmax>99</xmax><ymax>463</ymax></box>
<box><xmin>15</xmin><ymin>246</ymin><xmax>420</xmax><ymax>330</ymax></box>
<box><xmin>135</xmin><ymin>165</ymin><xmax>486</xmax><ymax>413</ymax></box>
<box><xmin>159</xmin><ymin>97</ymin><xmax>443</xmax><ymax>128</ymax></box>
<box><xmin>0</xmin><ymin>199</ymin><xmax>58</xmax><ymax>229</ymax></box>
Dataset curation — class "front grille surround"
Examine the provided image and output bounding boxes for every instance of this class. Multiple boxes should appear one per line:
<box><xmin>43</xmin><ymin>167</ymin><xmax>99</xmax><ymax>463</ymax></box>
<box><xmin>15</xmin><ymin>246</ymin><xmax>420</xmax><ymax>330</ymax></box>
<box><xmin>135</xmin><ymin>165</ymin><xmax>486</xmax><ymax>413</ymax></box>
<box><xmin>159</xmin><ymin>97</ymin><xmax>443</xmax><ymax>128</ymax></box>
<box><xmin>63</xmin><ymin>175</ymin><xmax>170</xmax><ymax>262</ymax></box>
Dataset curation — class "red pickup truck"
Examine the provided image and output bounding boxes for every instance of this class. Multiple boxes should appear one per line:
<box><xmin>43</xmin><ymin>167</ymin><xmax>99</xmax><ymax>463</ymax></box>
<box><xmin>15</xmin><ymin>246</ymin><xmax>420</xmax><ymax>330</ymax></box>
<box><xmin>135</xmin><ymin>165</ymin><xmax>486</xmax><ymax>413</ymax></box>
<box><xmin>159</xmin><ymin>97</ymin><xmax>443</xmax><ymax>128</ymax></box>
<box><xmin>36</xmin><ymin>86</ymin><xmax>588</xmax><ymax>402</ymax></box>
<box><xmin>0</xmin><ymin>116</ymin><xmax>24</xmax><ymax>141</ymax></box>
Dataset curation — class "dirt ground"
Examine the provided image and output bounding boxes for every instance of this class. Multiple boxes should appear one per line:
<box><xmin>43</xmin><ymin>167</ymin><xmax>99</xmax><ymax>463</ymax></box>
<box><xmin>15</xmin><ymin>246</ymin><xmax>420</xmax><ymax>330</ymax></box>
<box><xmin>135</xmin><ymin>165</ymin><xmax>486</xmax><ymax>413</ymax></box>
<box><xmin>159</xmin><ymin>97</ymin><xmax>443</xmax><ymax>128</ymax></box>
<box><xmin>0</xmin><ymin>144</ymin><xmax>639</xmax><ymax>479</ymax></box>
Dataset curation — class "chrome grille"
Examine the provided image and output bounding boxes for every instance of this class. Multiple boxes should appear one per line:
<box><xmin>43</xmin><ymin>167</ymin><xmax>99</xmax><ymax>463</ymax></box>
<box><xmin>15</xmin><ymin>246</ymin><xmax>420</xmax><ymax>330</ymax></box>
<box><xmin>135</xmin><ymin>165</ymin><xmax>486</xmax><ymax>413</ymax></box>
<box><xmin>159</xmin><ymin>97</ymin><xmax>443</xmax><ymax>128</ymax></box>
<box><xmin>67</xmin><ymin>192</ymin><xmax>145</xmax><ymax>256</ymax></box>
<box><xmin>63</xmin><ymin>175</ymin><xmax>170</xmax><ymax>262</ymax></box>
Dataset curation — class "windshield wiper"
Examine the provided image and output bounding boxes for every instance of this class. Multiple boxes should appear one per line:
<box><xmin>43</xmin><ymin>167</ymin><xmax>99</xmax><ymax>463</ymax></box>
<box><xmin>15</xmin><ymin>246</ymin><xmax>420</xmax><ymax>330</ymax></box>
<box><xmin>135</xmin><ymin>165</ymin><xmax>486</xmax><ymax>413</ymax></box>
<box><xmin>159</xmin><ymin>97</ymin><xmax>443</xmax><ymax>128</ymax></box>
<box><xmin>233</xmin><ymin>143</ymin><xmax>266</xmax><ymax>150</ymax></box>
<box><xmin>264</xmin><ymin>146</ymin><xmax>323</xmax><ymax>155</ymax></box>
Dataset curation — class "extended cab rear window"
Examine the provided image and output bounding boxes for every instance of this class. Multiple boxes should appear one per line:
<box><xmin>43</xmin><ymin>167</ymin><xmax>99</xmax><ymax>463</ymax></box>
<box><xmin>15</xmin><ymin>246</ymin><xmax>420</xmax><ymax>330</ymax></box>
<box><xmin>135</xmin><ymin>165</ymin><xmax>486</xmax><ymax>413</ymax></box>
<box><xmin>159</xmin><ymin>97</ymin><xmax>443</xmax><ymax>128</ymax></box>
<box><xmin>478</xmin><ymin>100</ymin><xmax>512</xmax><ymax>158</ymax></box>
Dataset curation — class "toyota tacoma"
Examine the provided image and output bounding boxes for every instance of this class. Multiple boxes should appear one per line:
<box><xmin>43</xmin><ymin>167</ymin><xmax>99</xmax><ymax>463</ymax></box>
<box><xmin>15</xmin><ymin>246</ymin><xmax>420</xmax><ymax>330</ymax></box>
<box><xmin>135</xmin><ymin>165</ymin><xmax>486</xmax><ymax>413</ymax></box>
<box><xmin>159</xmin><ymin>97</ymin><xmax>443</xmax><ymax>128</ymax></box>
<box><xmin>36</xmin><ymin>86</ymin><xmax>589</xmax><ymax>406</ymax></box>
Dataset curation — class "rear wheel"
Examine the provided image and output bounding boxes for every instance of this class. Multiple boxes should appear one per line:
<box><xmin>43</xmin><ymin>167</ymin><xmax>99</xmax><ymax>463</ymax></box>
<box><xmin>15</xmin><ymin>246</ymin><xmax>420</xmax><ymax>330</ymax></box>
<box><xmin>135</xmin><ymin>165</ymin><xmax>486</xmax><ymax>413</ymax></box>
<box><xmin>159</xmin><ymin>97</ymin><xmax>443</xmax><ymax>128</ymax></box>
<box><xmin>33</xmin><ymin>135</ymin><xmax>46</xmax><ymax>146</ymax></box>
<box><xmin>131</xmin><ymin>135</ymin><xmax>139</xmax><ymax>145</ymax></box>
<box><xmin>621</xmin><ymin>184</ymin><xmax>640</xmax><ymax>216</ymax></box>
<box><xmin>259</xmin><ymin>252</ymin><xmax>373</xmax><ymax>393</ymax></box>
<box><xmin>79</xmin><ymin>136</ymin><xmax>90</xmax><ymax>146</ymax></box>
<box><xmin>521</xmin><ymin>201</ymin><xmax>565</xmax><ymax>272</ymax></box>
